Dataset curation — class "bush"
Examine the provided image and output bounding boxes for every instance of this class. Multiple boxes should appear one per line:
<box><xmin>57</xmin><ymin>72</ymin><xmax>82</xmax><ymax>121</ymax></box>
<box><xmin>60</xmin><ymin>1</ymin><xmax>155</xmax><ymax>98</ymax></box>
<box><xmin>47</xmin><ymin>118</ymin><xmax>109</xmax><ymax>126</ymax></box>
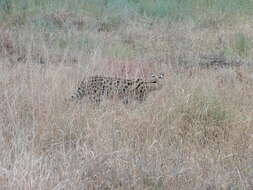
<box><xmin>176</xmin><ymin>90</ymin><xmax>232</xmax><ymax>146</ymax></box>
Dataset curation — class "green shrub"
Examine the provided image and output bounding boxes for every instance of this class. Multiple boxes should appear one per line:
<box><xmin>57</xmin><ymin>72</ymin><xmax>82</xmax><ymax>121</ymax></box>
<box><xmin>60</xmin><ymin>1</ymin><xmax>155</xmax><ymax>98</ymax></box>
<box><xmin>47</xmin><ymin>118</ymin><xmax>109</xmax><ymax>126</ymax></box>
<box><xmin>177</xmin><ymin>89</ymin><xmax>232</xmax><ymax>146</ymax></box>
<box><xmin>0</xmin><ymin>0</ymin><xmax>12</xmax><ymax>14</ymax></box>
<box><xmin>181</xmin><ymin>91</ymin><xmax>228</xmax><ymax>126</ymax></box>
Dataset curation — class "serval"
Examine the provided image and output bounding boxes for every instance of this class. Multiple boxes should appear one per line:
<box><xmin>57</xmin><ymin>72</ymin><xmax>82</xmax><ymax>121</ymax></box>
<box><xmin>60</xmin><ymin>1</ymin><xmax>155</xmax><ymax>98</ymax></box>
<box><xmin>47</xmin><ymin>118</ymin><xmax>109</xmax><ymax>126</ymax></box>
<box><xmin>70</xmin><ymin>73</ymin><xmax>164</xmax><ymax>104</ymax></box>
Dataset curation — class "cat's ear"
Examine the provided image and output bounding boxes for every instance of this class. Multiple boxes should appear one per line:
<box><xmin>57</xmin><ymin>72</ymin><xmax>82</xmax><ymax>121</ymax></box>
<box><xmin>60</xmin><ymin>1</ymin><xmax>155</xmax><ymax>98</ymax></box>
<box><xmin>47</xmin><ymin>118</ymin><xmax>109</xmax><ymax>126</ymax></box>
<box><xmin>159</xmin><ymin>73</ymin><xmax>164</xmax><ymax>79</ymax></box>
<box><xmin>151</xmin><ymin>73</ymin><xmax>156</xmax><ymax>78</ymax></box>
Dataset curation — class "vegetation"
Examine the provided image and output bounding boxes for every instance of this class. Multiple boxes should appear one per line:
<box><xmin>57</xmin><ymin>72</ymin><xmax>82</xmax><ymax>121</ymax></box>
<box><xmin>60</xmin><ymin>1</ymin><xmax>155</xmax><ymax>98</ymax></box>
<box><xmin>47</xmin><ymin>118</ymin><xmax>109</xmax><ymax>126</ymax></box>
<box><xmin>1</xmin><ymin>0</ymin><xmax>253</xmax><ymax>189</ymax></box>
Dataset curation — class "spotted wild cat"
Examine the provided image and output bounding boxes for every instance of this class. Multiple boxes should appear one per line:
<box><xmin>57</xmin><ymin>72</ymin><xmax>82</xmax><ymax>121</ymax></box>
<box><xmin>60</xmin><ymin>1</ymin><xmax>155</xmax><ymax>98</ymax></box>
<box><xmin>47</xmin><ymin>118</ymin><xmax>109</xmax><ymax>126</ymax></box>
<box><xmin>71</xmin><ymin>73</ymin><xmax>164</xmax><ymax>104</ymax></box>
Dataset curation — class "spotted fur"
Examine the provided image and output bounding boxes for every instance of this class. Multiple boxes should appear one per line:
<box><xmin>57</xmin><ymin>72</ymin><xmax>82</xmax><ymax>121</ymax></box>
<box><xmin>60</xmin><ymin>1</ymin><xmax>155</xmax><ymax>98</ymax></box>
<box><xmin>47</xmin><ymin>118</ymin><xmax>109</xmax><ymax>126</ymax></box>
<box><xmin>71</xmin><ymin>73</ymin><xmax>164</xmax><ymax>104</ymax></box>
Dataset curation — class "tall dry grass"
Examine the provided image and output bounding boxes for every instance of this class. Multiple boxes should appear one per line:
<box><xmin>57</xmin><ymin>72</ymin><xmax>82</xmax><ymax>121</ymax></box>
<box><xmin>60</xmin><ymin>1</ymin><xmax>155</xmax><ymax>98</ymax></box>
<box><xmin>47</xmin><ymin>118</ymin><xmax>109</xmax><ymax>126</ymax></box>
<box><xmin>1</xmin><ymin>3</ymin><xmax>253</xmax><ymax>189</ymax></box>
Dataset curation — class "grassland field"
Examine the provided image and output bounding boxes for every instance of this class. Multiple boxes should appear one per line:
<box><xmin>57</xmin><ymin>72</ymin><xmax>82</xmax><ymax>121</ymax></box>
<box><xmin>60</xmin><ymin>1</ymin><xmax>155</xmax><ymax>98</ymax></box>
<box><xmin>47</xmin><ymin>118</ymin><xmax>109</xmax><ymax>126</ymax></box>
<box><xmin>1</xmin><ymin>0</ymin><xmax>253</xmax><ymax>189</ymax></box>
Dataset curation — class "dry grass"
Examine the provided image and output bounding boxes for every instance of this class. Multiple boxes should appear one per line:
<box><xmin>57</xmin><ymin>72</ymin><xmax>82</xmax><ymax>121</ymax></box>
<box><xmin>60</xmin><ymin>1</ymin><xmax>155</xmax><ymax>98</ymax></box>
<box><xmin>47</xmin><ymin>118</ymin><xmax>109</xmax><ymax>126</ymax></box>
<box><xmin>1</xmin><ymin>9</ymin><xmax>253</xmax><ymax>190</ymax></box>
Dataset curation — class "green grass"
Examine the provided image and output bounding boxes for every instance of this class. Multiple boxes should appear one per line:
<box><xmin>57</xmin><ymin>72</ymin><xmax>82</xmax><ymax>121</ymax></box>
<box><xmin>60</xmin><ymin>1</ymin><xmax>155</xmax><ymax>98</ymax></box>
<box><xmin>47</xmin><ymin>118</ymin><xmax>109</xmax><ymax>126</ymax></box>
<box><xmin>1</xmin><ymin>0</ymin><xmax>253</xmax><ymax>24</ymax></box>
<box><xmin>175</xmin><ymin>89</ymin><xmax>232</xmax><ymax>146</ymax></box>
<box><xmin>184</xmin><ymin>95</ymin><xmax>226</xmax><ymax>126</ymax></box>
<box><xmin>234</xmin><ymin>32</ymin><xmax>249</xmax><ymax>57</ymax></box>
<box><xmin>105</xmin><ymin>42</ymin><xmax>135</xmax><ymax>57</ymax></box>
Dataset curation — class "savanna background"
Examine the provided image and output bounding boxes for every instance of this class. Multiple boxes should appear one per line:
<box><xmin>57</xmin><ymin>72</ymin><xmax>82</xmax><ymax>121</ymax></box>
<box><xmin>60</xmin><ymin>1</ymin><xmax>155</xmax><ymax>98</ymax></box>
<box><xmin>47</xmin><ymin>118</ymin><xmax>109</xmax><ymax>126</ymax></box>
<box><xmin>1</xmin><ymin>0</ymin><xmax>253</xmax><ymax>189</ymax></box>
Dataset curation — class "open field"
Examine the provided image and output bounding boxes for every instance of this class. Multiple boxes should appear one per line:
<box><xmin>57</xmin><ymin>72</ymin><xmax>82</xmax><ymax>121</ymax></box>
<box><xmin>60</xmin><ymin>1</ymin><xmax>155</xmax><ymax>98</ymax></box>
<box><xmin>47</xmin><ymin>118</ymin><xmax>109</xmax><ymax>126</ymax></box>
<box><xmin>1</xmin><ymin>0</ymin><xmax>253</xmax><ymax>189</ymax></box>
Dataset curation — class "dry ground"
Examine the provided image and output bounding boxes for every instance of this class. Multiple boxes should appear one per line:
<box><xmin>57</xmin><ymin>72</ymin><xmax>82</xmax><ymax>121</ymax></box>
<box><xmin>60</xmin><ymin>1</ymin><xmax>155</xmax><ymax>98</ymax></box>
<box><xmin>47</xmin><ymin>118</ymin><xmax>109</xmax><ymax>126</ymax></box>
<box><xmin>1</xmin><ymin>10</ymin><xmax>253</xmax><ymax>190</ymax></box>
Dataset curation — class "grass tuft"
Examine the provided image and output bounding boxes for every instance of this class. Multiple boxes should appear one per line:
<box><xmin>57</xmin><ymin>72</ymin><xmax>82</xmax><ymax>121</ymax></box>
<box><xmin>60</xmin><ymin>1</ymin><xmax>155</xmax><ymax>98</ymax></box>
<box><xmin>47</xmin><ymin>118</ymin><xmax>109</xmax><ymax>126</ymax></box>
<box><xmin>176</xmin><ymin>89</ymin><xmax>232</xmax><ymax>146</ymax></box>
<box><xmin>233</xmin><ymin>32</ymin><xmax>248</xmax><ymax>57</ymax></box>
